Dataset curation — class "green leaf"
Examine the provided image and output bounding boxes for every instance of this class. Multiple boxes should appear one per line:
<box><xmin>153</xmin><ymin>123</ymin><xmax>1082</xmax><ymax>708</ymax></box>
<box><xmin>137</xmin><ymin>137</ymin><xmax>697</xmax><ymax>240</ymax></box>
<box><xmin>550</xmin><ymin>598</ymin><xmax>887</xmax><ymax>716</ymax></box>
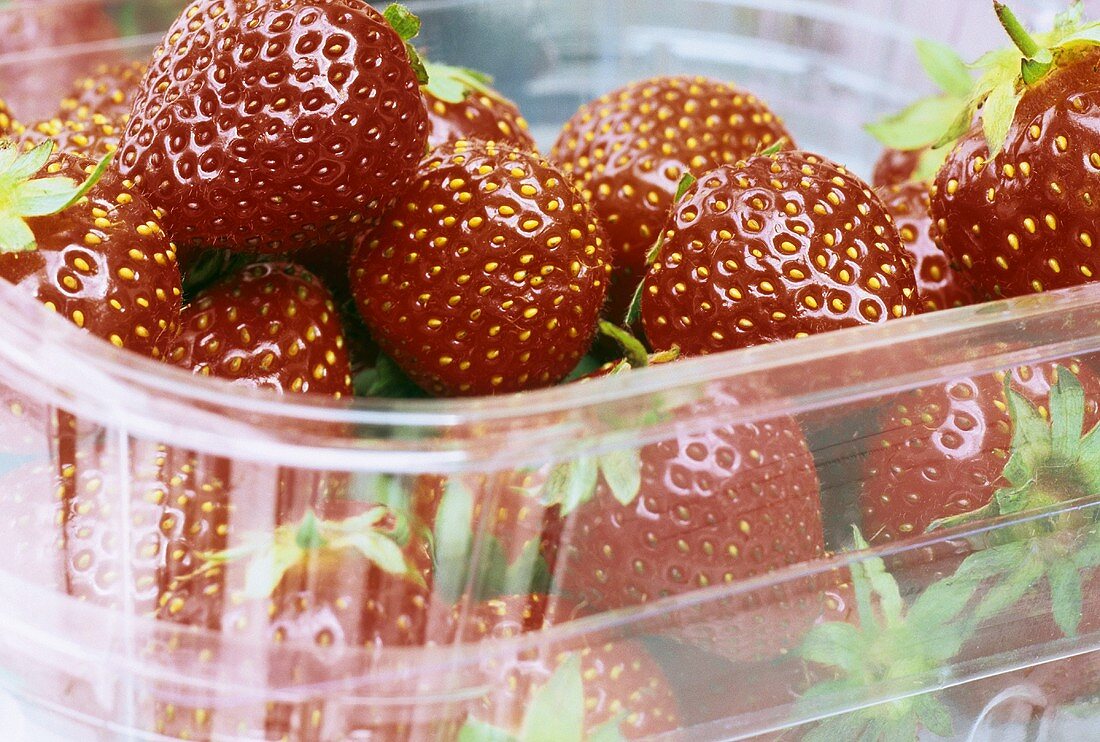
<box><xmin>458</xmin><ymin>718</ymin><xmax>518</xmax><ymax>742</ymax></box>
<box><xmin>355</xmin><ymin>354</ymin><xmax>429</xmax><ymax>399</ymax></box>
<box><xmin>1001</xmin><ymin>387</ymin><xmax>1054</xmax><ymax>489</ymax></box>
<box><xmin>915</xmin><ymin>38</ymin><xmax>973</xmax><ymax>98</ymax></box>
<box><xmin>520</xmin><ymin>654</ymin><xmax>585</xmax><ymax>742</ymax></box>
<box><xmin>473</xmin><ymin>534</ymin><xmax>510</xmax><ymax>600</ymax></box>
<box><xmin>541</xmin><ymin>456</ymin><xmax>599</xmax><ymax>515</ymax></box>
<box><xmin>849</xmin><ymin>529</ymin><xmax>877</xmax><ymax>632</ymax></box>
<box><xmin>1073</xmin><ymin>535</ymin><xmax>1100</xmax><ymax>569</ymax></box>
<box><xmin>1050</xmin><ymin>366</ymin><xmax>1086</xmax><ymax>460</ymax></box>
<box><xmin>923</xmin><ymin>625</ymin><xmax>970</xmax><ymax>663</ymax></box>
<box><xmin>906</xmin><ymin>572</ymin><xmax>980</xmax><ymax>632</ymax></box>
<box><xmin>339</xmin><ymin>530</ymin><xmax>409</xmax><ymax>576</ymax></box>
<box><xmin>243</xmin><ymin>542</ymin><xmax>302</xmax><ymax>599</ymax></box>
<box><xmin>912</xmin><ymin>146</ymin><xmax>949</xmax><ymax>181</ymax></box>
<box><xmin>502</xmin><ymin>537</ymin><xmax>552</xmax><ymax>596</ymax></box>
<box><xmin>423</xmin><ymin>61</ymin><xmax>496</xmax><ymax>104</ymax></box>
<box><xmin>799</xmin><ymin>621</ymin><xmax>865</xmax><ymax>674</ymax></box>
<box><xmin>295</xmin><ymin>510</ymin><xmax>326</xmax><ymax>550</ymax></box>
<box><xmin>1054</xmin><ymin>2</ymin><xmax>1085</xmax><ymax>33</ymax></box>
<box><xmin>952</xmin><ymin>541</ymin><xmax>1027</xmax><ymax>581</ymax></box>
<box><xmin>598</xmin><ymin>447</ymin><xmax>642</xmax><ymax>506</ymax></box>
<box><xmin>4</xmin><ymin>141</ymin><xmax>52</xmax><ymax>183</ymax></box>
<box><xmin>382</xmin><ymin>4</ymin><xmax>420</xmax><ymax>42</ymax></box>
<box><xmin>973</xmin><ymin>551</ymin><xmax>1045</xmax><ymax>624</ymax></box>
<box><xmin>564</xmin><ymin>353</ymin><xmax>606</xmax><ymax>382</ymax></box>
<box><xmin>432</xmin><ymin>479</ymin><xmax>475</xmax><ymax>602</ymax></box>
<box><xmin>862</xmin><ymin>552</ymin><xmax>903</xmax><ymax>629</ymax></box>
<box><xmin>673</xmin><ymin>173</ymin><xmax>697</xmax><ymax>203</ymax></box>
<box><xmin>0</xmin><ymin>215</ymin><xmax>36</xmax><ymax>254</ymax></box>
<box><xmin>866</xmin><ymin>96</ymin><xmax>963</xmax><ymax>150</ymax></box>
<box><xmin>623</xmin><ymin>279</ymin><xmax>646</xmax><ymax>327</ymax></box>
<box><xmin>1048</xmin><ymin>558</ymin><xmax>1084</xmax><ymax>637</ymax></box>
<box><xmin>933</xmin><ymin>99</ymin><xmax>977</xmax><ymax>149</ymax></box>
<box><xmin>877</xmin><ymin>714</ymin><xmax>919</xmax><ymax>742</ymax></box>
<box><xmin>980</xmin><ymin>82</ymin><xmax>1021</xmax><ymax>157</ymax></box>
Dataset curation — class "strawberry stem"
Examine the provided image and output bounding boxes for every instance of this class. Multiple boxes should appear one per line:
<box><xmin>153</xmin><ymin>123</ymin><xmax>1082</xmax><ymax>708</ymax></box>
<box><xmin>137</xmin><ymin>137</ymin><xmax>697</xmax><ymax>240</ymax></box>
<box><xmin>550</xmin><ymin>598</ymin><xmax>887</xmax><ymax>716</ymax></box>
<box><xmin>994</xmin><ymin>2</ymin><xmax>1054</xmax><ymax>82</ymax></box>
<box><xmin>598</xmin><ymin>320</ymin><xmax>649</xmax><ymax>369</ymax></box>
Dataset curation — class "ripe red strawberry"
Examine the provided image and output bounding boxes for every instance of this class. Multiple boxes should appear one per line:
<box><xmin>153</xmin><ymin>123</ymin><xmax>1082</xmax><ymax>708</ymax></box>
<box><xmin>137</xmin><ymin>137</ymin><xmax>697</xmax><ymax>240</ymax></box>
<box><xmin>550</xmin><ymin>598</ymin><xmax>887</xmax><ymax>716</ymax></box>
<box><xmin>557</xmin><ymin>381</ymin><xmax>826</xmax><ymax>662</ymax></box>
<box><xmin>351</xmin><ymin>139</ymin><xmax>611</xmax><ymax>396</ymax></box>
<box><xmin>155</xmin><ymin>503</ymin><xmax>437</xmax><ymax>740</ymax></box>
<box><xmin>19</xmin><ymin>113</ymin><xmax>127</xmax><ymax>161</ymax></box>
<box><xmin>119</xmin><ymin>0</ymin><xmax>429</xmax><ymax>253</ymax></box>
<box><xmin>0</xmin><ymin>143</ymin><xmax>182</xmax><ymax>358</ymax></box>
<box><xmin>463</xmin><ymin>638</ymin><xmax>680</xmax><ymax>740</ymax></box>
<box><xmin>449</xmin><ymin>593</ymin><xmax>580</xmax><ymax>642</ymax></box>
<box><xmin>168</xmin><ymin>261</ymin><xmax>353</xmax><ymax>397</ymax></box>
<box><xmin>0</xmin><ymin>96</ymin><xmax>19</xmax><ymax>137</ymax></box>
<box><xmin>861</xmin><ymin>360</ymin><xmax>1100</xmax><ymax>545</ymax></box>
<box><xmin>0</xmin><ymin>0</ymin><xmax>120</xmax><ymax>122</ymax></box>
<box><xmin>551</xmin><ymin>75</ymin><xmax>793</xmax><ymax>318</ymax></box>
<box><xmin>640</xmin><ymin>150</ymin><xmax>921</xmax><ymax>356</ymax></box>
<box><xmin>931</xmin><ymin>6</ymin><xmax>1100</xmax><ymax>300</ymax></box>
<box><xmin>877</xmin><ymin>181</ymin><xmax>976</xmax><ymax>311</ymax></box>
<box><xmin>57</xmin><ymin>60</ymin><xmax>147</xmax><ymax>122</ymax></box>
<box><xmin>422</xmin><ymin>62</ymin><xmax>536</xmax><ymax>150</ymax></box>
<box><xmin>871</xmin><ymin>147</ymin><xmax>924</xmax><ymax>188</ymax></box>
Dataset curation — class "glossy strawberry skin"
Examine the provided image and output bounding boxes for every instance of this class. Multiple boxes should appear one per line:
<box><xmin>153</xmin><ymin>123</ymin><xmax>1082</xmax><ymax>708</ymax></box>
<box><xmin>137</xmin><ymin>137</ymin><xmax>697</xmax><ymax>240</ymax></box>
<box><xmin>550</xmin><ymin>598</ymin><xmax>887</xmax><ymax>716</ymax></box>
<box><xmin>119</xmin><ymin>0</ymin><xmax>429</xmax><ymax>253</ymax></box>
<box><xmin>641</xmin><ymin>151</ymin><xmax>921</xmax><ymax>356</ymax></box>
<box><xmin>861</xmin><ymin>361</ymin><xmax>1100</xmax><ymax>544</ymax></box>
<box><xmin>933</xmin><ymin>48</ymin><xmax>1100</xmax><ymax>300</ymax></box>
<box><xmin>424</xmin><ymin>87</ymin><xmax>536</xmax><ymax>151</ymax></box>
<box><xmin>559</xmin><ymin>385</ymin><xmax>825</xmax><ymax>661</ymax></box>
<box><xmin>0</xmin><ymin>153</ymin><xmax>182</xmax><ymax>358</ymax></box>
<box><xmin>168</xmin><ymin>261</ymin><xmax>352</xmax><ymax>397</ymax></box>
<box><xmin>351</xmin><ymin>140</ymin><xmax>611</xmax><ymax>396</ymax></box>
<box><xmin>551</xmin><ymin>76</ymin><xmax>793</xmax><ymax>318</ymax></box>
<box><xmin>878</xmin><ymin>181</ymin><xmax>976</xmax><ymax>312</ymax></box>
<box><xmin>871</xmin><ymin>147</ymin><xmax>923</xmax><ymax>188</ymax></box>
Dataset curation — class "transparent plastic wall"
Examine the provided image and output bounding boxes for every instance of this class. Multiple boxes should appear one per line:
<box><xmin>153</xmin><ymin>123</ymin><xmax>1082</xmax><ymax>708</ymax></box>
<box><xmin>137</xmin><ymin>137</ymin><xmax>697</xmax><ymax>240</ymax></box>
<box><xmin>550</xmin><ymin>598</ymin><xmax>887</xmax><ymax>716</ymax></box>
<box><xmin>0</xmin><ymin>1</ymin><xmax>1097</xmax><ymax>741</ymax></box>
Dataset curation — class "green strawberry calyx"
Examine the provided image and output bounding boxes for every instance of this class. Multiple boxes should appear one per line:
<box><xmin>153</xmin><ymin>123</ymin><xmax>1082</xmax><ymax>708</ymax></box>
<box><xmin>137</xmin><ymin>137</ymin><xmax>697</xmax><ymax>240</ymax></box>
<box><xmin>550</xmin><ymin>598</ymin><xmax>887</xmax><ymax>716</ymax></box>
<box><xmin>864</xmin><ymin>38</ymin><xmax>975</xmax><ymax>178</ymax></box>
<box><xmin>383</xmin><ymin>4</ymin><xmax>429</xmax><ymax>86</ymax></box>
<box><xmin>0</xmin><ymin>140</ymin><xmax>112</xmax><ymax>254</ymax></box>
<box><xmin>422</xmin><ymin>60</ymin><xmax>498</xmax><ymax>105</ymax></box>
<box><xmin>431</xmin><ymin>478</ymin><xmax>553</xmax><ymax>603</ymax></box>
<box><xmin>199</xmin><ymin>507</ymin><xmax>423</xmax><ymax>599</ymax></box>
<box><xmin>798</xmin><ymin>529</ymin><xmax>980</xmax><ymax>740</ymax></box>
<box><xmin>940</xmin><ymin>1</ymin><xmax>1100</xmax><ymax>157</ymax></box>
<box><xmin>928</xmin><ymin>364</ymin><xmax>1100</xmax><ymax>638</ymax></box>
<box><xmin>458</xmin><ymin>653</ymin><xmax>628</xmax><ymax>742</ymax></box>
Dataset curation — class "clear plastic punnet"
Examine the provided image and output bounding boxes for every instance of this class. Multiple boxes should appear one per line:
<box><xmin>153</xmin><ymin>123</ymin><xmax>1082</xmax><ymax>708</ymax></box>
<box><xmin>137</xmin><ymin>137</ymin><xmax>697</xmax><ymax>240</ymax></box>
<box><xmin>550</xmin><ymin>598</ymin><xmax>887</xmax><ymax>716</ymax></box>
<box><xmin>0</xmin><ymin>0</ymin><xmax>1097</xmax><ymax>740</ymax></box>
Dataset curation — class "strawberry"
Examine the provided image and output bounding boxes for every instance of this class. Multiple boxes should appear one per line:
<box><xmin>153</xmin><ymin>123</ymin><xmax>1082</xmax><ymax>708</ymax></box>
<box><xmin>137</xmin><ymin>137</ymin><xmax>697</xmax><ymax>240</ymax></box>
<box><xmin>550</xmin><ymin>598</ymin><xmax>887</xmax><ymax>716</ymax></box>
<box><xmin>640</xmin><ymin>150</ymin><xmax>921</xmax><ymax>356</ymax></box>
<box><xmin>461</xmin><ymin>638</ymin><xmax>680</xmax><ymax>740</ymax></box>
<box><xmin>0</xmin><ymin>0</ymin><xmax>121</xmax><ymax>122</ymax></box>
<box><xmin>0</xmin><ymin>143</ymin><xmax>182</xmax><ymax>358</ymax></box>
<box><xmin>555</xmin><ymin>380</ymin><xmax>826</xmax><ymax>663</ymax></box>
<box><xmin>153</xmin><ymin>503</ymin><xmax>437</xmax><ymax>740</ymax></box>
<box><xmin>449</xmin><ymin>593</ymin><xmax>579</xmax><ymax>642</ymax></box>
<box><xmin>119</xmin><ymin>0</ymin><xmax>430</xmax><ymax>253</ymax></box>
<box><xmin>19</xmin><ymin>113</ymin><xmax>127</xmax><ymax>161</ymax></box>
<box><xmin>877</xmin><ymin>180</ymin><xmax>976</xmax><ymax>311</ymax></box>
<box><xmin>57</xmin><ymin>61</ymin><xmax>147</xmax><ymax>123</ymax></box>
<box><xmin>168</xmin><ymin>261</ymin><xmax>353</xmax><ymax>397</ymax></box>
<box><xmin>18</xmin><ymin>61</ymin><xmax>151</xmax><ymax>161</ymax></box>
<box><xmin>350</xmin><ymin>139</ymin><xmax>611</xmax><ymax>396</ymax></box>
<box><xmin>871</xmin><ymin>147</ymin><xmax>924</xmax><ymax>188</ymax></box>
<box><xmin>422</xmin><ymin>62</ymin><xmax>536</xmax><ymax>151</ymax></box>
<box><xmin>861</xmin><ymin>361</ymin><xmax>1100</xmax><ymax>545</ymax></box>
<box><xmin>931</xmin><ymin>4</ymin><xmax>1100</xmax><ymax>300</ymax></box>
<box><xmin>551</xmin><ymin>75</ymin><xmax>793</xmax><ymax>318</ymax></box>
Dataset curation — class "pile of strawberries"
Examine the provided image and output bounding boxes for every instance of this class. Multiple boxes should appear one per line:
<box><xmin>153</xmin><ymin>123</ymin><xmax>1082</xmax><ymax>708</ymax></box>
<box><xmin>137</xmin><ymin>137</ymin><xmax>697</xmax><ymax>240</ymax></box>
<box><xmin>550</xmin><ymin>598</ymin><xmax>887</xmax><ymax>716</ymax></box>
<box><xmin>4</xmin><ymin>0</ymin><xmax>1100</xmax><ymax>739</ymax></box>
